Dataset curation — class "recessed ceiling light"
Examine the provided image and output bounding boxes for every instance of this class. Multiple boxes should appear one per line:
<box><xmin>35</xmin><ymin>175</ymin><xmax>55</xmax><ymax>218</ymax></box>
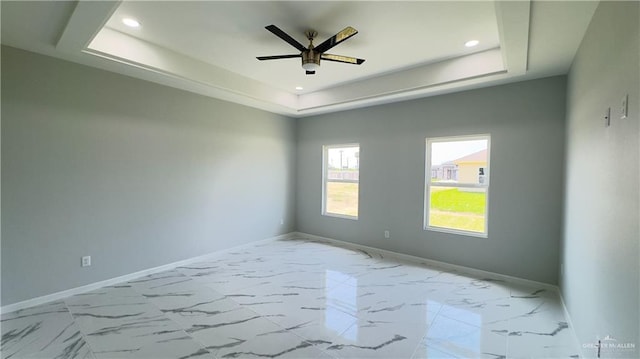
<box><xmin>295</xmin><ymin>86</ymin><xmax>303</xmax><ymax>91</ymax></box>
<box><xmin>465</xmin><ymin>40</ymin><xmax>479</xmax><ymax>48</ymax></box>
<box><xmin>122</xmin><ymin>18</ymin><xmax>141</xmax><ymax>28</ymax></box>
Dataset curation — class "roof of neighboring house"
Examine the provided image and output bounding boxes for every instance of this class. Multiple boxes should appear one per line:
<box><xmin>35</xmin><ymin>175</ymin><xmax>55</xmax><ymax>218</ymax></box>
<box><xmin>432</xmin><ymin>161</ymin><xmax>456</xmax><ymax>167</ymax></box>
<box><xmin>453</xmin><ymin>149</ymin><xmax>488</xmax><ymax>164</ymax></box>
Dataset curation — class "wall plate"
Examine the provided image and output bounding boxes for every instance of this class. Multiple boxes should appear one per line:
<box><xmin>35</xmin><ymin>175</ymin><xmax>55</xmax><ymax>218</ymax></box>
<box><xmin>81</xmin><ymin>256</ymin><xmax>91</xmax><ymax>267</ymax></box>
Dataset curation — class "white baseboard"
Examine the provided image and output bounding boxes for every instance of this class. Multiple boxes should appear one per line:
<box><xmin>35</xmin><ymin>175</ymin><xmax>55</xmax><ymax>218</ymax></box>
<box><xmin>290</xmin><ymin>231</ymin><xmax>559</xmax><ymax>292</ymax></box>
<box><xmin>558</xmin><ymin>288</ymin><xmax>585</xmax><ymax>358</ymax></box>
<box><xmin>0</xmin><ymin>232</ymin><xmax>297</xmax><ymax>314</ymax></box>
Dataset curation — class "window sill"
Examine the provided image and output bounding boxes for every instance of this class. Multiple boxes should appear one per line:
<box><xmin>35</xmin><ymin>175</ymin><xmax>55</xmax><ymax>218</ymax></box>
<box><xmin>425</xmin><ymin>226</ymin><xmax>487</xmax><ymax>238</ymax></box>
<box><xmin>323</xmin><ymin>212</ymin><xmax>358</xmax><ymax>221</ymax></box>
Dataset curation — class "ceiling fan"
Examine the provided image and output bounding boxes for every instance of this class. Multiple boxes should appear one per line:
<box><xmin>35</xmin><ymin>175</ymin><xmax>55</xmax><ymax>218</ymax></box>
<box><xmin>257</xmin><ymin>25</ymin><xmax>365</xmax><ymax>75</ymax></box>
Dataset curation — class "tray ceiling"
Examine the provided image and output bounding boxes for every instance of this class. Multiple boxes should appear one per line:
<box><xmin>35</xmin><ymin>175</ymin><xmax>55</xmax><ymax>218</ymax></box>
<box><xmin>1</xmin><ymin>1</ymin><xmax>598</xmax><ymax>117</ymax></box>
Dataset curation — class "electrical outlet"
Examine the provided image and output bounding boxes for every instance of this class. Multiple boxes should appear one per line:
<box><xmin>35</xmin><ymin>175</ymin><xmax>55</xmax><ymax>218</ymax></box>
<box><xmin>81</xmin><ymin>256</ymin><xmax>91</xmax><ymax>267</ymax></box>
<box><xmin>384</xmin><ymin>230</ymin><xmax>390</xmax><ymax>239</ymax></box>
<box><xmin>280</xmin><ymin>218</ymin><xmax>284</xmax><ymax>225</ymax></box>
<box><xmin>621</xmin><ymin>94</ymin><xmax>628</xmax><ymax>119</ymax></box>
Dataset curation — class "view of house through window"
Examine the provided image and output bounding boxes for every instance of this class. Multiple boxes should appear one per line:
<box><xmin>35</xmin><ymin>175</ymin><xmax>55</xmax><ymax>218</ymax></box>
<box><xmin>425</xmin><ymin>135</ymin><xmax>490</xmax><ymax>236</ymax></box>
<box><xmin>323</xmin><ymin>144</ymin><xmax>360</xmax><ymax>219</ymax></box>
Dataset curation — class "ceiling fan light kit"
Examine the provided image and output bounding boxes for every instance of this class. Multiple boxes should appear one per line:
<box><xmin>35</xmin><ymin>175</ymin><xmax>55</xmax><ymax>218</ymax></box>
<box><xmin>257</xmin><ymin>25</ymin><xmax>365</xmax><ymax>75</ymax></box>
<box><xmin>302</xmin><ymin>51</ymin><xmax>320</xmax><ymax>72</ymax></box>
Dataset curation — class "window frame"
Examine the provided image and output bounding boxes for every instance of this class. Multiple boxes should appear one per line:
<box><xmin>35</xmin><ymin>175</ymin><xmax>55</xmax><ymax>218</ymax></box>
<box><xmin>424</xmin><ymin>134</ymin><xmax>491</xmax><ymax>238</ymax></box>
<box><xmin>322</xmin><ymin>143</ymin><xmax>360</xmax><ymax>220</ymax></box>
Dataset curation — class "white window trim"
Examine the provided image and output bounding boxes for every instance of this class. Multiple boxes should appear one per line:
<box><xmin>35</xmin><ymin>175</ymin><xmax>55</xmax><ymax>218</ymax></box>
<box><xmin>424</xmin><ymin>134</ymin><xmax>491</xmax><ymax>238</ymax></box>
<box><xmin>322</xmin><ymin>143</ymin><xmax>360</xmax><ymax>220</ymax></box>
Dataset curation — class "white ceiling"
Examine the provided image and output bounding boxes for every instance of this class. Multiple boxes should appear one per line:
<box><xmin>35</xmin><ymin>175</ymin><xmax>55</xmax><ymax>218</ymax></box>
<box><xmin>1</xmin><ymin>1</ymin><xmax>598</xmax><ymax>118</ymax></box>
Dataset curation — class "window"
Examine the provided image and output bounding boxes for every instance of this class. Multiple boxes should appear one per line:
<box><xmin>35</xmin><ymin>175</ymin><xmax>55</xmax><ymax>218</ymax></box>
<box><xmin>425</xmin><ymin>135</ymin><xmax>490</xmax><ymax>236</ymax></box>
<box><xmin>323</xmin><ymin>144</ymin><xmax>359</xmax><ymax>219</ymax></box>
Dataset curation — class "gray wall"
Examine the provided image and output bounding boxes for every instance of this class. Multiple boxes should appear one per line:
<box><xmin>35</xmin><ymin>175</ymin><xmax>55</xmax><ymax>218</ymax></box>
<box><xmin>296</xmin><ymin>76</ymin><xmax>567</xmax><ymax>284</ymax></box>
<box><xmin>562</xmin><ymin>1</ymin><xmax>639</xmax><ymax>357</ymax></box>
<box><xmin>1</xmin><ymin>46</ymin><xmax>296</xmax><ymax>305</ymax></box>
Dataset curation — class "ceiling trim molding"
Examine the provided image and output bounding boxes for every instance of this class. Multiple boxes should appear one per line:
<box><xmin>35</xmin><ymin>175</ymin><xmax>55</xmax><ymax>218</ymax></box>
<box><xmin>297</xmin><ymin>49</ymin><xmax>505</xmax><ymax>112</ymax></box>
<box><xmin>295</xmin><ymin>70</ymin><xmax>530</xmax><ymax>117</ymax></box>
<box><xmin>57</xmin><ymin>1</ymin><xmax>120</xmax><ymax>53</ymax></box>
<box><xmin>87</xmin><ymin>28</ymin><xmax>298</xmax><ymax>112</ymax></box>
<box><xmin>495</xmin><ymin>0</ymin><xmax>531</xmax><ymax>74</ymax></box>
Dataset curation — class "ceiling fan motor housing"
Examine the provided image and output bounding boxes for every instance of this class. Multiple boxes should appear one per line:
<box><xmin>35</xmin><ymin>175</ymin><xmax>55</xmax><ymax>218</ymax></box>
<box><xmin>302</xmin><ymin>50</ymin><xmax>321</xmax><ymax>70</ymax></box>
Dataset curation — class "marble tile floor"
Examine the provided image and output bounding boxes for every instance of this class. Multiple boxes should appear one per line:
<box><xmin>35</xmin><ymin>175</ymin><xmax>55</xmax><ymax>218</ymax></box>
<box><xmin>1</xmin><ymin>236</ymin><xmax>581</xmax><ymax>359</ymax></box>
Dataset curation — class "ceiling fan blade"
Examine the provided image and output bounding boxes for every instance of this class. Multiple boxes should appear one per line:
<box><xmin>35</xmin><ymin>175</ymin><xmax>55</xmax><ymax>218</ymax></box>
<box><xmin>321</xmin><ymin>54</ymin><xmax>365</xmax><ymax>65</ymax></box>
<box><xmin>257</xmin><ymin>54</ymin><xmax>301</xmax><ymax>61</ymax></box>
<box><xmin>314</xmin><ymin>26</ymin><xmax>358</xmax><ymax>54</ymax></box>
<box><xmin>306</xmin><ymin>70</ymin><xmax>315</xmax><ymax>75</ymax></box>
<box><xmin>265</xmin><ymin>25</ymin><xmax>307</xmax><ymax>52</ymax></box>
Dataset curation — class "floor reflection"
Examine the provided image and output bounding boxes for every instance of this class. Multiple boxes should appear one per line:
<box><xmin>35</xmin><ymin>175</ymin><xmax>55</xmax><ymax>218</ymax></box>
<box><xmin>426</xmin><ymin>300</ymin><xmax>485</xmax><ymax>357</ymax></box>
<box><xmin>325</xmin><ymin>269</ymin><xmax>358</xmax><ymax>340</ymax></box>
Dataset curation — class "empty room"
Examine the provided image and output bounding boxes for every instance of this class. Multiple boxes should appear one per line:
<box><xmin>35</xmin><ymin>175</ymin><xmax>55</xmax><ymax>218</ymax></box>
<box><xmin>1</xmin><ymin>1</ymin><xmax>638</xmax><ymax>358</ymax></box>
